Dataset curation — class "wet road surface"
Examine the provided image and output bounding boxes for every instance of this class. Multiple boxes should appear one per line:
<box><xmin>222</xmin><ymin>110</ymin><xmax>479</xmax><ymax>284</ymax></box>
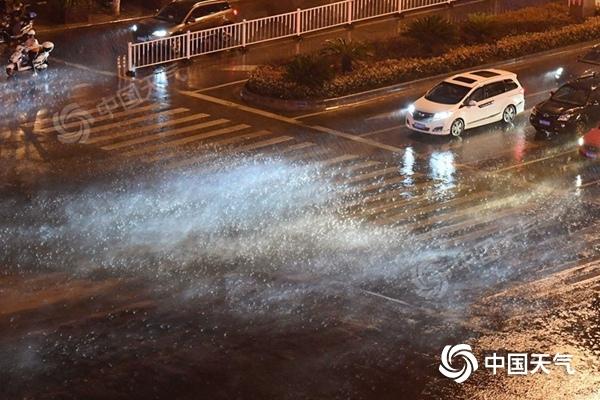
<box><xmin>2</xmin><ymin>1</ymin><xmax>600</xmax><ymax>399</ymax></box>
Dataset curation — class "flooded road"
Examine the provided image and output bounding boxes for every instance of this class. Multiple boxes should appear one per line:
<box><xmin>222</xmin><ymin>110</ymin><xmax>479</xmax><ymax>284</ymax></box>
<box><xmin>2</xmin><ymin>0</ymin><xmax>600</xmax><ymax>399</ymax></box>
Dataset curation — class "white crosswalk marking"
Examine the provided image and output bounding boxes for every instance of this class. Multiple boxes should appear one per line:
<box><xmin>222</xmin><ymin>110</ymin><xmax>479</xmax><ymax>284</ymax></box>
<box><xmin>30</xmin><ymin>104</ymin><xmax>161</xmax><ymax>131</ymax></box>
<box><xmin>85</xmin><ymin>113</ymin><xmax>210</xmax><ymax>145</ymax></box>
<box><xmin>133</xmin><ymin>124</ymin><xmax>252</xmax><ymax>159</ymax></box>
<box><xmin>102</xmin><ymin>119</ymin><xmax>230</xmax><ymax>151</ymax></box>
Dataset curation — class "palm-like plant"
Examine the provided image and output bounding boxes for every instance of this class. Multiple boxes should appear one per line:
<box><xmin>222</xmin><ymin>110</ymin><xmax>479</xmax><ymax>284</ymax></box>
<box><xmin>405</xmin><ymin>15</ymin><xmax>458</xmax><ymax>54</ymax></box>
<box><xmin>321</xmin><ymin>38</ymin><xmax>367</xmax><ymax>73</ymax></box>
<box><xmin>462</xmin><ymin>13</ymin><xmax>497</xmax><ymax>43</ymax></box>
<box><xmin>284</xmin><ymin>55</ymin><xmax>334</xmax><ymax>87</ymax></box>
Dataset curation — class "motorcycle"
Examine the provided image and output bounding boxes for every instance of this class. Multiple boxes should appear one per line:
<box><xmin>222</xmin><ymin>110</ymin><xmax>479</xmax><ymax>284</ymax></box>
<box><xmin>6</xmin><ymin>41</ymin><xmax>53</xmax><ymax>77</ymax></box>
<box><xmin>0</xmin><ymin>8</ymin><xmax>36</xmax><ymax>44</ymax></box>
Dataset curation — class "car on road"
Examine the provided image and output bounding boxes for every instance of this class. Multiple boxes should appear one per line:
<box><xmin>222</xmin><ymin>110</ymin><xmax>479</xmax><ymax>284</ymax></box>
<box><xmin>554</xmin><ymin>45</ymin><xmax>600</xmax><ymax>83</ymax></box>
<box><xmin>579</xmin><ymin>127</ymin><xmax>600</xmax><ymax>159</ymax></box>
<box><xmin>406</xmin><ymin>69</ymin><xmax>525</xmax><ymax>137</ymax></box>
<box><xmin>530</xmin><ymin>75</ymin><xmax>600</xmax><ymax>136</ymax></box>
<box><xmin>132</xmin><ymin>0</ymin><xmax>238</xmax><ymax>43</ymax></box>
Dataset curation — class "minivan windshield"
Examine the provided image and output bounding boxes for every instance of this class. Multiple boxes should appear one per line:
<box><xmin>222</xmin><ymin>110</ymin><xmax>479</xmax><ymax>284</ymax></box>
<box><xmin>425</xmin><ymin>82</ymin><xmax>471</xmax><ymax>105</ymax></box>
<box><xmin>156</xmin><ymin>3</ymin><xmax>190</xmax><ymax>22</ymax></box>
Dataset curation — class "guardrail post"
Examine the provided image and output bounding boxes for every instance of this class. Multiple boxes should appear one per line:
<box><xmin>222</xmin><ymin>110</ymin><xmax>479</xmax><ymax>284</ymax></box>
<box><xmin>186</xmin><ymin>30</ymin><xmax>192</xmax><ymax>59</ymax></box>
<box><xmin>347</xmin><ymin>0</ymin><xmax>354</xmax><ymax>25</ymax></box>
<box><xmin>397</xmin><ymin>0</ymin><xmax>403</xmax><ymax>15</ymax></box>
<box><xmin>296</xmin><ymin>8</ymin><xmax>302</xmax><ymax>37</ymax></box>
<box><xmin>126</xmin><ymin>42</ymin><xmax>135</xmax><ymax>77</ymax></box>
<box><xmin>242</xmin><ymin>19</ymin><xmax>247</xmax><ymax>48</ymax></box>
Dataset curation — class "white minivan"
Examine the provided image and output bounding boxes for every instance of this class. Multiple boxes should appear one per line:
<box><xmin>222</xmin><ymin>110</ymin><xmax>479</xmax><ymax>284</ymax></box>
<box><xmin>406</xmin><ymin>69</ymin><xmax>525</xmax><ymax>136</ymax></box>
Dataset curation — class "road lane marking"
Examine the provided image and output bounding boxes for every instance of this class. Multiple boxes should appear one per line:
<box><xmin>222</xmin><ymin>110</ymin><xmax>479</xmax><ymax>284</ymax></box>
<box><xmin>319</xmin><ymin>154</ymin><xmax>361</xmax><ymax>167</ymax></box>
<box><xmin>129</xmin><ymin>124</ymin><xmax>251</xmax><ymax>158</ymax></box>
<box><xmin>231</xmin><ymin>136</ymin><xmax>294</xmax><ymax>153</ymax></box>
<box><xmin>54</xmin><ymin>108</ymin><xmax>189</xmax><ymax>138</ymax></box>
<box><xmin>52</xmin><ymin>57</ymin><xmax>118</xmax><ymax>78</ymax></box>
<box><xmin>360</xmin><ymin>124</ymin><xmax>405</xmax><ymax>138</ymax></box>
<box><xmin>338</xmin><ymin>161</ymin><xmax>381</xmax><ymax>174</ymax></box>
<box><xmin>280</xmin><ymin>142</ymin><xmax>316</xmax><ymax>154</ymax></box>
<box><xmin>191</xmin><ymin>124</ymin><xmax>264</xmax><ymax>148</ymax></box>
<box><xmin>493</xmin><ymin>149</ymin><xmax>577</xmax><ymax>173</ymax></box>
<box><xmin>180</xmin><ymin>91</ymin><xmax>405</xmax><ymax>153</ymax></box>
<box><xmin>195</xmin><ymin>79</ymin><xmax>249</xmax><ymax>93</ymax></box>
<box><xmin>352</xmin><ymin>175</ymin><xmax>415</xmax><ymax>194</ymax></box>
<box><xmin>102</xmin><ymin>119</ymin><xmax>230</xmax><ymax>151</ymax></box>
<box><xmin>286</xmin><ymin>147</ymin><xmax>332</xmax><ymax>162</ymax></box>
<box><xmin>85</xmin><ymin>113</ymin><xmax>210</xmax><ymax>144</ymax></box>
<box><xmin>345</xmin><ymin>167</ymin><xmax>399</xmax><ymax>184</ymax></box>
<box><xmin>378</xmin><ymin>191</ymin><xmax>491</xmax><ymax>221</ymax></box>
<box><xmin>28</xmin><ymin>104</ymin><xmax>162</xmax><ymax>130</ymax></box>
<box><xmin>138</xmin><ymin>124</ymin><xmax>260</xmax><ymax>159</ymax></box>
<box><xmin>163</xmin><ymin>130</ymin><xmax>274</xmax><ymax>169</ymax></box>
<box><xmin>344</xmin><ymin>187</ymin><xmax>415</xmax><ymax>210</ymax></box>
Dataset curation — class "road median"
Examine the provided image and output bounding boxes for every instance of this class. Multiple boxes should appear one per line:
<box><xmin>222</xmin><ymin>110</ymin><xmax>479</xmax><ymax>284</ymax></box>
<box><xmin>243</xmin><ymin>8</ymin><xmax>600</xmax><ymax>112</ymax></box>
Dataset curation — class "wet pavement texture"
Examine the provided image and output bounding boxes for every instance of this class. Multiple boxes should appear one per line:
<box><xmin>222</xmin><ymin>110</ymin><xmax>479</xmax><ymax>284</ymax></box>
<box><xmin>2</xmin><ymin>0</ymin><xmax>600</xmax><ymax>399</ymax></box>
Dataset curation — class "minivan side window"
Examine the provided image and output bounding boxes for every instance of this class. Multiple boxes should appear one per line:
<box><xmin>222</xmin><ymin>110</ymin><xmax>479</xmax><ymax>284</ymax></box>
<box><xmin>484</xmin><ymin>82</ymin><xmax>506</xmax><ymax>99</ymax></box>
<box><xmin>504</xmin><ymin>79</ymin><xmax>519</xmax><ymax>92</ymax></box>
<box><xmin>467</xmin><ymin>87</ymin><xmax>484</xmax><ymax>103</ymax></box>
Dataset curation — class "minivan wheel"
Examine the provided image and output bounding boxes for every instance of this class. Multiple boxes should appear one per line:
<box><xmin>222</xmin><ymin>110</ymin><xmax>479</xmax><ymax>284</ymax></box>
<box><xmin>502</xmin><ymin>105</ymin><xmax>517</xmax><ymax>124</ymax></box>
<box><xmin>450</xmin><ymin>119</ymin><xmax>464</xmax><ymax>137</ymax></box>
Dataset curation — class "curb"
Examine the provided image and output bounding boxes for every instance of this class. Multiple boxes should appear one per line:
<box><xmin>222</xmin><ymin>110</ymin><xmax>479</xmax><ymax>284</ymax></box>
<box><xmin>37</xmin><ymin>15</ymin><xmax>152</xmax><ymax>34</ymax></box>
<box><xmin>241</xmin><ymin>39</ymin><xmax>599</xmax><ymax>113</ymax></box>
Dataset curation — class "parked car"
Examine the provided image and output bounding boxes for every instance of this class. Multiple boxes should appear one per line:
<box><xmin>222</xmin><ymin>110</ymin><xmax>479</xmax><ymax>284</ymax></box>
<box><xmin>132</xmin><ymin>0</ymin><xmax>238</xmax><ymax>43</ymax></box>
<box><xmin>554</xmin><ymin>45</ymin><xmax>600</xmax><ymax>83</ymax></box>
<box><xmin>406</xmin><ymin>69</ymin><xmax>525</xmax><ymax>137</ymax></box>
<box><xmin>530</xmin><ymin>74</ymin><xmax>600</xmax><ymax>136</ymax></box>
<box><xmin>579</xmin><ymin>127</ymin><xmax>600</xmax><ymax>159</ymax></box>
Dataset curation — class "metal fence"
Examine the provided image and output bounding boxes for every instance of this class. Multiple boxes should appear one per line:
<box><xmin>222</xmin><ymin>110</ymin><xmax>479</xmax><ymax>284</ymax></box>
<box><xmin>127</xmin><ymin>0</ymin><xmax>454</xmax><ymax>74</ymax></box>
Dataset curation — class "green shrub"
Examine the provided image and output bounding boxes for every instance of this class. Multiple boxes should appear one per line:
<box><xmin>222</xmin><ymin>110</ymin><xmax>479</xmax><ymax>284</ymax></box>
<box><xmin>490</xmin><ymin>1</ymin><xmax>572</xmax><ymax>37</ymax></box>
<box><xmin>284</xmin><ymin>55</ymin><xmax>334</xmax><ymax>88</ymax></box>
<box><xmin>321</xmin><ymin>38</ymin><xmax>368</xmax><ymax>73</ymax></box>
<box><xmin>405</xmin><ymin>15</ymin><xmax>458</xmax><ymax>54</ymax></box>
<box><xmin>371</xmin><ymin>36</ymin><xmax>423</xmax><ymax>60</ymax></box>
<box><xmin>462</xmin><ymin>13</ymin><xmax>498</xmax><ymax>43</ymax></box>
<box><xmin>246</xmin><ymin>17</ymin><xmax>600</xmax><ymax>100</ymax></box>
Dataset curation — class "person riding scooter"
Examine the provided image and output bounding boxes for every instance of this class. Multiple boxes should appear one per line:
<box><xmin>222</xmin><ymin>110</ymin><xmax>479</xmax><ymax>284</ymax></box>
<box><xmin>22</xmin><ymin>29</ymin><xmax>39</xmax><ymax>66</ymax></box>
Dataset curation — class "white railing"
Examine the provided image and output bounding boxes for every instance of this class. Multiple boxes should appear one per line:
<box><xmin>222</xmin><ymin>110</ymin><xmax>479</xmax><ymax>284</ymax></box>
<box><xmin>127</xmin><ymin>0</ymin><xmax>454</xmax><ymax>74</ymax></box>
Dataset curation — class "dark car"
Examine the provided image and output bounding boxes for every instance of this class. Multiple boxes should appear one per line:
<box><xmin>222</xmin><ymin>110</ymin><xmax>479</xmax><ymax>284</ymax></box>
<box><xmin>555</xmin><ymin>45</ymin><xmax>600</xmax><ymax>83</ymax></box>
<box><xmin>132</xmin><ymin>0</ymin><xmax>238</xmax><ymax>42</ymax></box>
<box><xmin>530</xmin><ymin>75</ymin><xmax>600</xmax><ymax>135</ymax></box>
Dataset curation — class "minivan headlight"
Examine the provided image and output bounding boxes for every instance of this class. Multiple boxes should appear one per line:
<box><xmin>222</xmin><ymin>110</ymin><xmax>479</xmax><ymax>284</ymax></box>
<box><xmin>433</xmin><ymin>111</ymin><xmax>452</xmax><ymax>121</ymax></box>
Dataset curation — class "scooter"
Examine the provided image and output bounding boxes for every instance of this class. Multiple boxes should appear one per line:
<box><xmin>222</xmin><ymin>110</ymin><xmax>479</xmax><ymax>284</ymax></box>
<box><xmin>6</xmin><ymin>41</ymin><xmax>53</xmax><ymax>77</ymax></box>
